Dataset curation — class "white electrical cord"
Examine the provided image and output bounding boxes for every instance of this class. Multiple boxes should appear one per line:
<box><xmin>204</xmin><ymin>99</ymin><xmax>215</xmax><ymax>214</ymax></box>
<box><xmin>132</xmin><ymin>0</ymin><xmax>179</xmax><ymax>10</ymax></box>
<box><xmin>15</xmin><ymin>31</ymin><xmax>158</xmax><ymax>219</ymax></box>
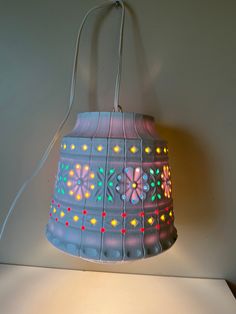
<box><xmin>0</xmin><ymin>0</ymin><xmax>125</xmax><ymax>241</ymax></box>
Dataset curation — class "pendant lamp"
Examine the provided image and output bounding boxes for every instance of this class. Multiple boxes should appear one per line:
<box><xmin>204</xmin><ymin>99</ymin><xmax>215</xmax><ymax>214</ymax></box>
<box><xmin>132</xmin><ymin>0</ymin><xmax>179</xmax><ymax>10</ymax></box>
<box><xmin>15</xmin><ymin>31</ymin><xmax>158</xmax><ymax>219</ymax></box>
<box><xmin>45</xmin><ymin>0</ymin><xmax>177</xmax><ymax>262</ymax></box>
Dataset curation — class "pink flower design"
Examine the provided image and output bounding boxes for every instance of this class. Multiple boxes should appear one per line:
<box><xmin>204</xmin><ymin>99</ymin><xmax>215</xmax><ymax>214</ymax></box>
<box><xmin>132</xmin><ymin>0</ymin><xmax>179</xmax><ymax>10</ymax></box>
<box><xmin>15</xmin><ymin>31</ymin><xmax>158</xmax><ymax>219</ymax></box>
<box><xmin>161</xmin><ymin>165</ymin><xmax>172</xmax><ymax>198</ymax></box>
<box><xmin>116</xmin><ymin>167</ymin><xmax>149</xmax><ymax>205</ymax></box>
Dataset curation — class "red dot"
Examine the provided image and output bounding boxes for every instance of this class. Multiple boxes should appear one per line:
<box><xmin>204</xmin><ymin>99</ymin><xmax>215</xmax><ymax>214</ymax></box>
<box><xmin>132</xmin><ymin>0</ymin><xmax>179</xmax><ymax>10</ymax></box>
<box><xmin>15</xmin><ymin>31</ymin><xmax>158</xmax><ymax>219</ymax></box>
<box><xmin>121</xmin><ymin>228</ymin><xmax>126</xmax><ymax>234</ymax></box>
<box><xmin>155</xmin><ymin>224</ymin><xmax>160</xmax><ymax>230</ymax></box>
<box><xmin>165</xmin><ymin>207</ymin><xmax>169</xmax><ymax>212</ymax></box>
<box><xmin>65</xmin><ymin>221</ymin><xmax>69</xmax><ymax>227</ymax></box>
<box><xmin>121</xmin><ymin>213</ymin><xmax>127</xmax><ymax>218</ymax></box>
<box><xmin>67</xmin><ymin>207</ymin><xmax>71</xmax><ymax>212</ymax></box>
<box><xmin>167</xmin><ymin>221</ymin><xmax>170</xmax><ymax>225</ymax></box>
<box><xmin>57</xmin><ymin>204</ymin><xmax>61</xmax><ymax>208</ymax></box>
<box><xmin>49</xmin><ymin>213</ymin><xmax>52</xmax><ymax>217</ymax></box>
<box><xmin>102</xmin><ymin>212</ymin><xmax>106</xmax><ymax>217</ymax></box>
<box><xmin>55</xmin><ymin>218</ymin><xmax>58</xmax><ymax>222</ymax></box>
<box><xmin>83</xmin><ymin>210</ymin><xmax>87</xmax><ymax>215</ymax></box>
<box><xmin>139</xmin><ymin>212</ymin><xmax>145</xmax><ymax>217</ymax></box>
<box><xmin>140</xmin><ymin>227</ymin><xmax>145</xmax><ymax>232</ymax></box>
<box><xmin>100</xmin><ymin>227</ymin><xmax>106</xmax><ymax>233</ymax></box>
<box><xmin>51</xmin><ymin>199</ymin><xmax>55</xmax><ymax>204</ymax></box>
<box><xmin>155</xmin><ymin>209</ymin><xmax>159</xmax><ymax>215</ymax></box>
<box><xmin>81</xmin><ymin>226</ymin><xmax>85</xmax><ymax>231</ymax></box>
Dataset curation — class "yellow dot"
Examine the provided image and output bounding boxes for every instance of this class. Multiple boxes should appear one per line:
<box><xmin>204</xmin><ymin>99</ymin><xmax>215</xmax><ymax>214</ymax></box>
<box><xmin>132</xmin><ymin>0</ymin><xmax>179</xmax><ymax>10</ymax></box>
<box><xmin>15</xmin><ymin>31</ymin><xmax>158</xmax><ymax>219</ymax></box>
<box><xmin>76</xmin><ymin>164</ymin><xmax>81</xmax><ymax>169</ymax></box>
<box><xmin>60</xmin><ymin>211</ymin><xmax>65</xmax><ymax>218</ymax></box>
<box><xmin>111</xmin><ymin>219</ymin><xmax>118</xmax><ymax>227</ymax></box>
<box><xmin>73</xmin><ymin>215</ymin><xmax>79</xmax><ymax>222</ymax></box>
<box><xmin>130</xmin><ymin>146</ymin><xmax>138</xmax><ymax>154</ymax></box>
<box><xmin>53</xmin><ymin>207</ymin><xmax>57</xmax><ymax>213</ymax></box>
<box><xmin>113</xmin><ymin>145</ymin><xmax>120</xmax><ymax>153</ymax></box>
<box><xmin>90</xmin><ymin>218</ymin><xmax>97</xmax><ymax>225</ymax></box>
<box><xmin>97</xmin><ymin>145</ymin><xmax>103</xmax><ymax>152</ymax></box>
<box><xmin>90</xmin><ymin>172</ymin><xmax>95</xmax><ymax>179</ymax></box>
<box><xmin>164</xmin><ymin>147</ymin><xmax>168</xmax><ymax>154</ymax></box>
<box><xmin>145</xmin><ymin>147</ymin><xmax>152</xmax><ymax>154</ymax></box>
<box><xmin>85</xmin><ymin>192</ymin><xmax>90</xmax><ymax>199</ymax></box>
<box><xmin>69</xmin><ymin>190</ymin><xmax>74</xmax><ymax>196</ymax></box>
<box><xmin>148</xmin><ymin>217</ymin><xmax>154</xmax><ymax>225</ymax></box>
<box><xmin>67</xmin><ymin>181</ymin><xmax>72</xmax><ymax>187</ymax></box>
<box><xmin>130</xmin><ymin>219</ymin><xmax>138</xmax><ymax>227</ymax></box>
<box><xmin>69</xmin><ymin>170</ymin><xmax>74</xmax><ymax>177</ymax></box>
<box><xmin>90</xmin><ymin>184</ymin><xmax>95</xmax><ymax>190</ymax></box>
<box><xmin>156</xmin><ymin>147</ymin><xmax>161</xmax><ymax>154</ymax></box>
<box><xmin>82</xmin><ymin>144</ymin><xmax>88</xmax><ymax>151</ymax></box>
<box><xmin>63</xmin><ymin>144</ymin><xmax>67</xmax><ymax>150</ymax></box>
<box><xmin>76</xmin><ymin>194</ymin><xmax>82</xmax><ymax>200</ymax></box>
<box><xmin>169</xmin><ymin>211</ymin><xmax>173</xmax><ymax>217</ymax></box>
<box><xmin>132</xmin><ymin>182</ymin><xmax>137</xmax><ymax>189</ymax></box>
<box><xmin>70</xmin><ymin>144</ymin><xmax>75</xmax><ymax>150</ymax></box>
<box><xmin>160</xmin><ymin>214</ymin><xmax>165</xmax><ymax>222</ymax></box>
<box><xmin>84</xmin><ymin>165</ymin><xmax>89</xmax><ymax>171</ymax></box>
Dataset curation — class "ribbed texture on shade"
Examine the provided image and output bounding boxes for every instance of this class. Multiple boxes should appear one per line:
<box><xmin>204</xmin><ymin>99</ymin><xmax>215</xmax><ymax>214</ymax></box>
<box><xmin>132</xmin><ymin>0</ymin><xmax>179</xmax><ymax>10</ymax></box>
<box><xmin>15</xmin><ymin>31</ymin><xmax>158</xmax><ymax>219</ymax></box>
<box><xmin>45</xmin><ymin>112</ymin><xmax>177</xmax><ymax>262</ymax></box>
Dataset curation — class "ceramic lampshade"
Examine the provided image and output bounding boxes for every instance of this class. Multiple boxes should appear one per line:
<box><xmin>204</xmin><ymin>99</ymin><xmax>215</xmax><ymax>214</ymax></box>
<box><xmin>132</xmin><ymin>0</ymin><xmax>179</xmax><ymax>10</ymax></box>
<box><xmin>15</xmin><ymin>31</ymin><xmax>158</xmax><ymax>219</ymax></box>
<box><xmin>45</xmin><ymin>111</ymin><xmax>177</xmax><ymax>262</ymax></box>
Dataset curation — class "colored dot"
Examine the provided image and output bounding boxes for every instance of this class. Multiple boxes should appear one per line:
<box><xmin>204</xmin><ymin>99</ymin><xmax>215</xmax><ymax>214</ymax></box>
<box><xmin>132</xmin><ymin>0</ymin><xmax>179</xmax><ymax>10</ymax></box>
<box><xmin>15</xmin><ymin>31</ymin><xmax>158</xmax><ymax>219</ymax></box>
<box><xmin>61</xmin><ymin>188</ymin><xmax>65</xmax><ymax>195</ymax></box>
<box><xmin>85</xmin><ymin>192</ymin><xmax>90</xmax><ymax>199</ymax></box>
<box><xmin>97</xmin><ymin>145</ymin><xmax>103</xmax><ymax>152</ymax></box>
<box><xmin>67</xmin><ymin>181</ymin><xmax>72</xmax><ymax>187</ymax></box>
<box><xmin>108</xmin><ymin>181</ymin><xmax>113</xmax><ymax>187</ymax></box>
<box><xmin>151</xmin><ymin>182</ymin><xmax>155</xmax><ymax>187</ymax></box>
<box><xmin>84</xmin><ymin>165</ymin><xmax>89</xmax><ymax>171</ymax></box>
<box><xmin>148</xmin><ymin>217</ymin><xmax>154</xmax><ymax>225</ymax></box>
<box><xmin>67</xmin><ymin>207</ymin><xmax>71</xmax><ymax>212</ymax></box>
<box><xmin>157</xmin><ymin>181</ymin><xmax>161</xmax><ymax>186</ymax></box>
<box><xmin>130</xmin><ymin>219</ymin><xmax>138</xmax><ymax>227</ymax></box>
<box><xmin>69</xmin><ymin>190</ymin><xmax>74</xmax><ymax>196</ymax></box>
<box><xmin>151</xmin><ymin>195</ymin><xmax>156</xmax><ymax>201</ymax></box>
<box><xmin>76</xmin><ymin>194</ymin><xmax>82</xmax><ymax>200</ymax></box>
<box><xmin>70</xmin><ymin>144</ymin><xmax>75</xmax><ymax>150</ymax></box>
<box><xmin>60</xmin><ymin>211</ymin><xmax>65</xmax><ymax>218</ymax></box>
<box><xmin>130</xmin><ymin>146</ymin><xmax>138</xmax><ymax>154</ymax></box>
<box><xmin>81</xmin><ymin>226</ymin><xmax>85</xmax><ymax>231</ymax></box>
<box><xmin>76</xmin><ymin>164</ymin><xmax>81</xmax><ymax>169</ymax></box>
<box><xmin>51</xmin><ymin>199</ymin><xmax>55</xmax><ymax>204</ymax></box>
<box><xmin>90</xmin><ymin>172</ymin><xmax>95</xmax><ymax>179</ymax></box>
<box><xmin>57</xmin><ymin>204</ymin><xmax>61</xmax><ymax>208</ymax></box>
<box><xmin>111</xmin><ymin>219</ymin><xmax>118</xmax><ymax>227</ymax></box>
<box><xmin>65</xmin><ymin>221</ymin><xmax>69</xmax><ymax>227</ymax></box>
<box><xmin>163</xmin><ymin>147</ymin><xmax>168</xmax><ymax>154</ymax></box>
<box><xmin>155</xmin><ymin>224</ymin><xmax>161</xmax><ymax>230</ymax></box>
<box><xmin>139</xmin><ymin>212</ymin><xmax>145</xmax><ymax>217</ymax></box>
<box><xmin>98</xmin><ymin>181</ymin><xmax>103</xmax><ymax>187</ymax></box>
<box><xmin>145</xmin><ymin>147</ymin><xmax>151</xmax><ymax>154</ymax></box>
<box><xmin>155</xmin><ymin>209</ymin><xmax>159</xmax><ymax>215</ymax></box>
<box><xmin>55</xmin><ymin>218</ymin><xmax>58</xmax><ymax>222</ymax></box>
<box><xmin>113</xmin><ymin>145</ymin><xmax>121</xmax><ymax>153</ymax></box>
<box><xmin>90</xmin><ymin>218</ymin><xmax>97</xmax><ymax>225</ymax></box>
<box><xmin>121</xmin><ymin>228</ymin><xmax>126</xmax><ymax>234</ymax></box>
<box><xmin>135</xmin><ymin>167</ymin><xmax>140</xmax><ymax>173</ymax></box>
<box><xmin>108</xmin><ymin>195</ymin><xmax>113</xmax><ymax>202</ymax></box>
<box><xmin>83</xmin><ymin>210</ymin><xmax>87</xmax><ymax>215</ymax></box>
<box><xmin>49</xmin><ymin>213</ymin><xmax>52</xmax><ymax>217</ymax></box>
<box><xmin>140</xmin><ymin>227</ymin><xmax>145</xmax><ymax>232</ymax></box>
<box><xmin>160</xmin><ymin>214</ymin><xmax>165</xmax><ymax>221</ymax></box>
<box><xmin>150</xmin><ymin>168</ymin><xmax>154</xmax><ymax>175</ymax></box>
<box><xmin>63</xmin><ymin>177</ymin><xmax>67</xmax><ymax>182</ymax></box>
<box><xmin>156</xmin><ymin>147</ymin><xmax>161</xmax><ymax>154</ymax></box>
<box><xmin>100</xmin><ymin>227</ymin><xmax>106</xmax><ymax>233</ymax></box>
<box><xmin>99</xmin><ymin>168</ymin><xmax>104</xmax><ymax>174</ymax></box>
<box><xmin>156</xmin><ymin>169</ymin><xmax>160</xmax><ymax>175</ymax></box>
<box><xmin>73</xmin><ymin>215</ymin><xmax>79</xmax><ymax>222</ymax></box>
<box><xmin>63</xmin><ymin>144</ymin><xmax>67</xmax><ymax>150</ymax></box>
<box><xmin>97</xmin><ymin>195</ymin><xmax>102</xmax><ymax>201</ymax></box>
<box><xmin>69</xmin><ymin>170</ymin><xmax>74</xmax><ymax>177</ymax></box>
<box><xmin>121</xmin><ymin>212</ymin><xmax>127</xmax><ymax>218</ymax></box>
<box><xmin>109</xmin><ymin>168</ymin><xmax>115</xmax><ymax>174</ymax></box>
<box><xmin>102</xmin><ymin>212</ymin><xmax>106</xmax><ymax>217</ymax></box>
<box><xmin>90</xmin><ymin>184</ymin><xmax>95</xmax><ymax>190</ymax></box>
<box><xmin>53</xmin><ymin>208</ymin><xmax>57</xmax><ymax>213</ymax></box>
<box><xmin>157</xmin><ymin>194</ymin><xmax>161</xmax><ymax>200</ymax></box>
<box><xmin>169</xmin><ymin>211</ymin><xmax>173</xmax><ymax>217</ymax></box>
<box><xmin>132</xmin><ymin>182</ymin><xmax>137</xmax><ymax>189</ymax></box>
<box><xmin>82</xmin><ymin>144</ymin><xmax>88</xmax><ymax>151</ymax></box>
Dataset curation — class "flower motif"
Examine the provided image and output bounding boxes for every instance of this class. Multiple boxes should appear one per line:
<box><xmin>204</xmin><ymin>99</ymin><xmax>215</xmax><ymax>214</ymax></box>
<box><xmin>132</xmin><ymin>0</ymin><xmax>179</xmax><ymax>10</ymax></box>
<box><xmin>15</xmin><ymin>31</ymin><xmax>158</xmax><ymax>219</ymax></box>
<box><xmin>161</xmin><ymin>165</ymin><xmax>172</xmax><ymax>198</ymax></box>
<box><xmin>55</xmin><ymin>162</ymin><xmax>70</xmax><ymax>195</ymax></box>
<box><xmin>116</xmin><ymin>167</ymin><xmax>149</xmax><ymax>204</ymax></box>
<box><xmin>67</xmin><ymin>164</ymin><xmax>95</xmax><ymax>201</ymax></box>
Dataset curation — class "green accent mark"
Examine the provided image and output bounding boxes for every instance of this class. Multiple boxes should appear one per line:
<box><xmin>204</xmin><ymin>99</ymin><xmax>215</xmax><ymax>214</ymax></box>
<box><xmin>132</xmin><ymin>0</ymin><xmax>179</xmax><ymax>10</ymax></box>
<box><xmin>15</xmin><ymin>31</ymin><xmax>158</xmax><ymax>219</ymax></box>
<box><xmin>109</xmin><ymin>168</ymin><xmax>115</xmax><ymax>174</ymax></box>
<box><xmin>57</xmin><ymin>188</ymin><xmax>60</xmax><ymax>193</ymax></box>
<box><xmin>151</xmin><ymin>182</ymin><xmax>155</xmax><ymax>188</ymax></box>
<box><xmin>98</xmin><ymin>181</ymin><xmax>103</xmax><ymax>187</ymax></box>
<box><xmin>157</xmin><ymin>193</ymin><xmax>161</xmax><ymax>200</ymax></box>
<box><xmin>108</xmin><ymin>195</ymin><xmax>113</xmax><ymax>202</ymax></box>
<box><xmin>97</xmin><ymin>195</ymin><xmax>102</xmax><ymax>201</ymax></box>
<box><xmin>151</xmin><ymin>195</ymin><xmax>156</xmax><ymax>201</ymax></box>
<box><xmin>61</xmin><ymin>163</ymin><xmax>64</xmax><ymax>169</ymax></box>
<box><xmin>99</xmin><ymin>167</ymin><xmax>104</xmax><ymax>174</ymax></box>
<box><xmin>65</xmin><ymin>165</ymin><xmax>69</xmax><ymax>170</ymax></box>
<box><xmin>156</xmin><ymin>169</ymin><xmax>160</xmax><ymax>175</ymax></box>
<box><xmin>157</xmin><ymin>180</ymin><xmax>161</xmax><ymax>186</ymax></box>
<box><xmin>61</xmin><ymin>188</ymin><xmax>65</xmax><ymax>195</ymax></box>
<box><xmin>150</xmin><ymin>168</ymin><xmax>154</xmax><ymax>175</ymax></box>
<box><xmin>108</xmin><ymin>181</ymin><xmax>113</xmax><ymax>187</ymax></box>
<box><xmin>63</xmin><ymin>177</ymin><xmax>67</xmax><ymax>182</ymax></box>
<box><xmin>59</xmin><ymin>176</ymin><xmax>62</xmax><ymax>181</ymax></box>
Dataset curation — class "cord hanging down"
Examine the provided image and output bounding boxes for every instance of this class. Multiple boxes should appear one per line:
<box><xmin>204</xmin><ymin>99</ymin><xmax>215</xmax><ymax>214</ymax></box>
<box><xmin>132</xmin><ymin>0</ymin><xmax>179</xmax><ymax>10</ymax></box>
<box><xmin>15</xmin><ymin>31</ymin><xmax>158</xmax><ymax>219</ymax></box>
<box><xmin>0</xmin><ymin>0</ymin><xmax>125</xmax><ymax>241</ymax></box>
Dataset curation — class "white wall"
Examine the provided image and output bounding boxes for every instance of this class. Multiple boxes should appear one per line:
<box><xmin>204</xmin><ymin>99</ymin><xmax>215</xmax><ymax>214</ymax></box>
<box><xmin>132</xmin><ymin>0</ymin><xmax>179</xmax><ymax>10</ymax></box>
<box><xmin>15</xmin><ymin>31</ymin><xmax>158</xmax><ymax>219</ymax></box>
<box><xmin>0</xmin><ymin>0</ymin><xmax>235</xmax><ymax>286</ymax></box>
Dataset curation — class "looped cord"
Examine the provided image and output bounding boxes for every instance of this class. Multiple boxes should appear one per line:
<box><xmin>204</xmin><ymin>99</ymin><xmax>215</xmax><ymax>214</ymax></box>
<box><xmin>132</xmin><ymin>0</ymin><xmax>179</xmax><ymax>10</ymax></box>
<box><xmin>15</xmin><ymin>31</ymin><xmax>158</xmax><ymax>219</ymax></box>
<box><xmin>0</xmin><ymin>0</ymin><xmax>125</xmax><ymax>241</ymax></box>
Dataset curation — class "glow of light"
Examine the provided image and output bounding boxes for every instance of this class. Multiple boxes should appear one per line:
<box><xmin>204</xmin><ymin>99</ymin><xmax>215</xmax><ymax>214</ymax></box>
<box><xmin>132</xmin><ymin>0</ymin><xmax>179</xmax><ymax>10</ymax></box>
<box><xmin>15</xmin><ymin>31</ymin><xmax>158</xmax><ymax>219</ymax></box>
<box><xmin>160</xmin><ymin>214</ymin><xmax>165</xmax><ymax>221</ymax></box>
<box><xmin>63</xmin><ymin>144</ymin><xmax>67</xmax><ymax>150</ymax></box>
<box><xmin>73</xmin><ymin>215</ymin><xmax>79</xmax><ymax>222</ymax></box>
<box><xmin>130</xmin><ymin>219</ymin><xmax>138</xmax><ymax>227</ymax></box>
<box><xmin>84</xmin><ymin>165</ymin><xmax>89</xmax><ymax>171</ymax></box>
<box><xmin>169</xmin><ymin>211</ymin><xmax>173</xmax><ymax>217</ymax></box>
<box><xmin>110</xmin><ymin>219</ymin><xmax>118</xmax><ymax>227</ymax></box>
<box><xmin>156</xmin><ymin>147</ymin><xmax>161</xmax><ymax>154</ymax></box>
<box><xmin>67</xmin><ymin>181</ymin><xmax>72</xmax><ymax>187</ymax></box>
<box><xmin>113</xmin><ymin>145</ymin><xmax>120</xmax><ymax>153</ymax></box>
<box><xmin>100</xmin><ymin>227</ymin><xmax>106</xmax><ymax>233</ymax></box>
<box><xmin>148</xmin><ymin>217</ymin><xmax>154</xmax><ymax>225</ymax></box>
<box><xmin>76</xmin><ymin>194</ymin><xmax>82</xmax><ymax>200</ymax></box>
<box><xmin>70</xmin><ymin>144</ymin><xmax>75</xmax><ymax>150</ymax></box>
<box><xmin>121</xmin><ymin>228</ymin><xmax>126</xmax><ymax>234</ymax></box>
<box><xmin>97</xmin><ymin>145</ymin><xmax>103</xmax><ymax>152</ymax></box>
<box><xmin>85</xmin><ymin>192</ymin><xmax>90</xmax><ymax>199</ymax></box>
<box><xmin>90</xmin><ymin>172</ymin><xmax>95</xmax><ymax>179</ymax></box>
<box><xmin>53</xmin><ymin>208</ymin><xmax>57</xmax><ymax>213</ymax></box>
<box><xmin>132</xmin><ymin>182</ymin><xmax>137</xmax><ymax>189</ymax></box>
<box><xmin>69</xmin><ymin>170</ymin><xmax>74</xmax><ymax>177</ymax></box>
<box><xmin>76</xmin><ymin>164</ymin><xmax>81</xmax><ymax>169</ymax></box>
<box><xmin>60</xmin><ymin>211</ymin><xmax>65</xmax><ymax>218</ymax></box>
<box><xmin>163</xmin><ymin>147</ymin><xmax>168</xmax><ymax>154</ymax></box>
<box><xmin>69</xmin><ymin>190</ymin><xmax>74</xmax><ymax>196</ymax></box>
<box><xmin>90</xmin><ymin>184</ymin><xmax>95</xmax><ymax>190</ymax></box>
<box><xmin>82</xmin><ymin>144</ymin><xmax>88</xmax><ymax>151</ymax></box>
<box><xmin>145</xmin><ymin>147</ymin><xmax>151</xmax><ymax>154</ymax></box>
<box><xmin>90</xmin><ymin>218</ymin><xmax>97</xmax><ymax>225</ymax></box>
<box><xmin>130</xmin><ymin>146</ymin><xmax>138</xmax><ymax>154</ymax></box>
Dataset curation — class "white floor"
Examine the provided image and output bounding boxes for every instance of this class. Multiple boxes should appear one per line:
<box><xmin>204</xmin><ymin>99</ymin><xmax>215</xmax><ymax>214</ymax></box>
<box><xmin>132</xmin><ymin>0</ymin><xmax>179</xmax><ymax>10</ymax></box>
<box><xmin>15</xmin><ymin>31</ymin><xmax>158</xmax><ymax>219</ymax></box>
<box><xmin>0</xmin><ymin>264</ymin><xmax>235</xmax><ymax>314</ymax></box>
